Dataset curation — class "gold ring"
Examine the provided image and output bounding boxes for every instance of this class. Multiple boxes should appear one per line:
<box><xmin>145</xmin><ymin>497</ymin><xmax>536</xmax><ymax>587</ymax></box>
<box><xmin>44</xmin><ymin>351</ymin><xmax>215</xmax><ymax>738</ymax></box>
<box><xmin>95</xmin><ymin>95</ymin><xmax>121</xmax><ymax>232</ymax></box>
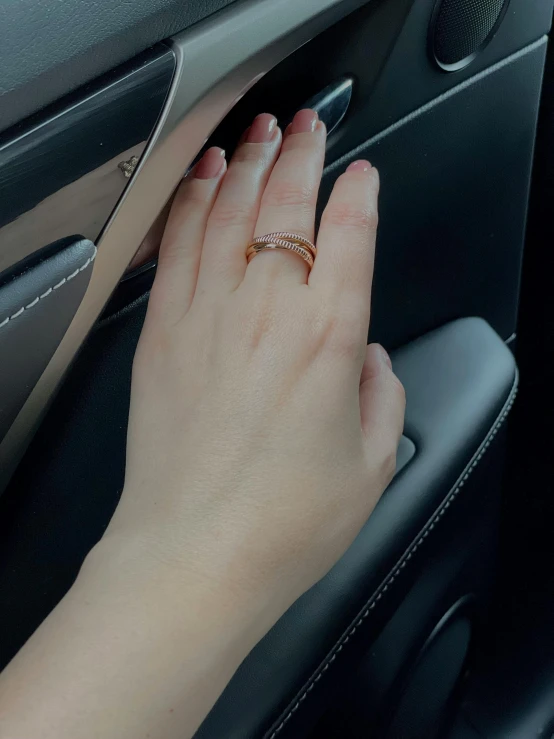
<box><xmin>251</xmin><ymin>232</ymin><xmax>317</xmax><ymax>258</ymax></box>
<box><xmin>246</xmin><ymin>238</ymin><xmax>314</xmax><ymax>269</ymax></box>
<box><xmin>246</xmin><ymin>232</ymin><xmax>316</xmax><ymax>270</ymax></box>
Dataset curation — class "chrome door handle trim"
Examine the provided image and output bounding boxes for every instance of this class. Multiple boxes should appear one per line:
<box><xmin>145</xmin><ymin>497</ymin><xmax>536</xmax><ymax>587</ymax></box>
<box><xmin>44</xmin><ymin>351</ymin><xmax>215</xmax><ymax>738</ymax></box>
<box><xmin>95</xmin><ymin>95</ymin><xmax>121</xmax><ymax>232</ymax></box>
<box><xmin>289</xmin><ymin>76</ymin><xmax>354</xmax><ymax>137</ymax></box>
<box><xmin>0</xmin><ymin>0</ymin><xmax>372</xmax><ymax>488</ymax></box>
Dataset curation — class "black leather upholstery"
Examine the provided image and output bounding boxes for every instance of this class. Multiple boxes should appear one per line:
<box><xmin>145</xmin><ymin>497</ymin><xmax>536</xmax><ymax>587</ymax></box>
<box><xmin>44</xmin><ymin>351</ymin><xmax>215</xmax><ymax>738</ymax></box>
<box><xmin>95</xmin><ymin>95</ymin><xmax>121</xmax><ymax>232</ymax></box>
<box><xmin>0</xmin><ymin>237</ymin><xmax>96</xmax><ymax>441</ymax></box>
<box><xmin>395</xmin><ymin>435</ymin><xmax>416</xmax><ymax>475</ymax></box>
<box><xmin>195</xmin><ymin>318</ymin><xmax>517</xmax><ymax>739</ymax></box>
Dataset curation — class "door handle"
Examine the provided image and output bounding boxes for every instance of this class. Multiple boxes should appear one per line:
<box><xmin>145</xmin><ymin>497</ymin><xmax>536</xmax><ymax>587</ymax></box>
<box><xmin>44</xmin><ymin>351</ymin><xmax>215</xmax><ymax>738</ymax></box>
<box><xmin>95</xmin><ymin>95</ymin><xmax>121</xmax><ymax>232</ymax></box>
<box><xmin>285</xmin><ymin>76</ymin><xmax>353</xmax><ymax>136</ymax></box>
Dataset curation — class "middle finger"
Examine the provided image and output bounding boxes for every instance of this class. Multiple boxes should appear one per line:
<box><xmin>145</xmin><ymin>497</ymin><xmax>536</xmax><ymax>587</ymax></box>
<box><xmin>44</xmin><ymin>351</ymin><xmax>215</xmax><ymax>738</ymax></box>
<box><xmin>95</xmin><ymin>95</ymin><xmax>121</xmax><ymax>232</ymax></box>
<box><xmin>245</xmin><ymin>109</ymin><xmax>326</xmax><ymax>286</ymax></box>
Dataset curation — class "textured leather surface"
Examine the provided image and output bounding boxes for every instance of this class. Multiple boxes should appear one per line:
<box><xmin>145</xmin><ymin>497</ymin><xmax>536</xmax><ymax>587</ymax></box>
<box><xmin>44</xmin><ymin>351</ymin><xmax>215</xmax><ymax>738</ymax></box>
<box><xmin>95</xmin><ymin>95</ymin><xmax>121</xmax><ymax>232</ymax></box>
<box><xmin>195</xmin><ymin>318</ymin><xmax>517</xmax><ymax>739</ymax></box>
<box><xmin>0</xmin><ymin>0</ymin><xmax>236</xmax><ymax>133</ymax></box>
<box><xmin>0</xmin><ymin>238</ymin><xmax>96</xmax><ymax>441</ymax></box>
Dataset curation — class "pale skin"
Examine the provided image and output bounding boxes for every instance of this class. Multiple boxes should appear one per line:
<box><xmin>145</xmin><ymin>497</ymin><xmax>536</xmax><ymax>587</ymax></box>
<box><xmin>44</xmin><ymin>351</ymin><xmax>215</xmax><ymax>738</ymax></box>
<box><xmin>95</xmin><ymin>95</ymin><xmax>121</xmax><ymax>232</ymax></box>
<box><xmin>0</xmin><ymin>109</ymin><xmax>405</xmax><ymax>738</ymax></box>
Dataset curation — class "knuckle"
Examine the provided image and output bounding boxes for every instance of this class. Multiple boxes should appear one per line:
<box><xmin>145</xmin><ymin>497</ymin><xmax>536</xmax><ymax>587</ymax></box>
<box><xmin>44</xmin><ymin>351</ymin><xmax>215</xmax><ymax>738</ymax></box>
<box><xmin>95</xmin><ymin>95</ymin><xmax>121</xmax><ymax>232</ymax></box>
<box><xmin>210</xmin><ymin>202</ymin><xmax>255</xmax><ymax>229</ymax></box>
<box><xmin>176</xmin><ymin>181</ymin><xmax>211</xmax><ymax>208</ymax></box>
<box><xmin>282</xmin><ymin>134</ymin><xmax>320</xmax><ymax>153</ymax></box>
<box><xmin>263</xmin><ymin>180</ymin><xmax>313</xmax><ymax>209</ymax></box>
<box><xmin>321</xmin><ymin>312</ymin><xmax>365</xmax><ymax>362</ymax></box>
<box><xmin>324</xmin><ymin>201</ymin><xmax>378</xmax><ymax>231</ymax></box>
<box><xmin>232</xmin><ymin>145</ymin><xmax>268</xmax><ymax>164</ymax></box>
<box><xmin>391</xmin><ymin>374</ymin><xmax>406</xmax><ymax>405</ymax></box>
<box><xmin>380</xmin><ymin>450</ymin><xmax>398</xmax><ymax>486</ymax></box>
<box><xmin>238</xmin><ymin>290</ymin><xmax>277</xmax><ymax>352</ymax></box>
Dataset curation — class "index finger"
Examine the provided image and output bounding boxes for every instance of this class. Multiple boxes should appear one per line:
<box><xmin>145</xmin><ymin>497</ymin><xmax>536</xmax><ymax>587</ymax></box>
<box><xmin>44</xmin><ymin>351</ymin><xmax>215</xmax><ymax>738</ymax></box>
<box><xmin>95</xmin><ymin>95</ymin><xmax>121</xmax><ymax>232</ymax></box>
<box><xmin>310</xmin><ymin>160</ymin><xmax>380</xmax><ymax>324</ymax></box>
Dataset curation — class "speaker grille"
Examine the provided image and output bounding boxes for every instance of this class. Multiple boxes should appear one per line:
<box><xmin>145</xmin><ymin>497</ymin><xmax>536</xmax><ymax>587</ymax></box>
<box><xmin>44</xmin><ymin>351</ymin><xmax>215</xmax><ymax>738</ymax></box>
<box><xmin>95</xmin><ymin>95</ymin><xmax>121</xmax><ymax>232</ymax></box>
<box><xmin>433</xmin><ymin>0</ymin><xmax>508</xmax><ymax>69</ymax></box>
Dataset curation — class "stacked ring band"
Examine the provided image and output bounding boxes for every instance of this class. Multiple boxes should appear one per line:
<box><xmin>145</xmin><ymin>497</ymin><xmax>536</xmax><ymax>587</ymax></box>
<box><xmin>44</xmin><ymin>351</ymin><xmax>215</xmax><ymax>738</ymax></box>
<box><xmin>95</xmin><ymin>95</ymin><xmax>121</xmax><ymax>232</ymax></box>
<box><xmin>246</xmin><ymin>232</ymin><xmax>317</xmax><ymax>270</ymax></box>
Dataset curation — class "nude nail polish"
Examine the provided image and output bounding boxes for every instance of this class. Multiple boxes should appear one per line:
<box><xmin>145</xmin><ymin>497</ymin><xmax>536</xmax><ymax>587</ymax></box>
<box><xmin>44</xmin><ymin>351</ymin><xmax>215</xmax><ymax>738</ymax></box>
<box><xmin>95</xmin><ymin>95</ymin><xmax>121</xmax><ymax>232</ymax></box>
<box><xmin>290</xmin><ymin>109</ymin><xmax>318</xmax><ymax>134</ymax></box>
<box><xmin>195</xmin><ymin>147</ymin><xmax>226</xmax><ymax>179</ymax></box>
<box><xmin>246</xmin><ymin>113</ymin><xmax>278</xmax><ymax>143</ymax></box>
<box><xmin>346</xmin><ymin>159</ymin><xmax>372</xmax><ymax>173</ymax></box>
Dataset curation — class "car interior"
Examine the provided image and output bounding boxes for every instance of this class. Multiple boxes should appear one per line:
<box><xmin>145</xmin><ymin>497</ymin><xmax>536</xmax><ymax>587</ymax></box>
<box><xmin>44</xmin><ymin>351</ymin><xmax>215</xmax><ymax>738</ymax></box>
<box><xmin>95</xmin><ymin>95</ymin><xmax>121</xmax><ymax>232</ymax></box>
<box><xmin>1</xmin><ymin>0</ymin><xmax>554</xmax><ymax>736</ymax></box>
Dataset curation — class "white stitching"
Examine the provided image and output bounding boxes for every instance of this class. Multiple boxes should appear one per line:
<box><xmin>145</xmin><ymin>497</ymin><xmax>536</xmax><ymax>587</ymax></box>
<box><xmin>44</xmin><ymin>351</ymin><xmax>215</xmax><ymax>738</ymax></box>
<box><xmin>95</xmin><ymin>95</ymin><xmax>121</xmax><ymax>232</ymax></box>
<box><xmin>267</xmin><ymin>380</ymin><xmax>518</xmax><ymax>739</ymax></box>
<box><xmin>0</xmin><ymin>246</ymin><xmax>97</xmax><ymax>330</ymax></box>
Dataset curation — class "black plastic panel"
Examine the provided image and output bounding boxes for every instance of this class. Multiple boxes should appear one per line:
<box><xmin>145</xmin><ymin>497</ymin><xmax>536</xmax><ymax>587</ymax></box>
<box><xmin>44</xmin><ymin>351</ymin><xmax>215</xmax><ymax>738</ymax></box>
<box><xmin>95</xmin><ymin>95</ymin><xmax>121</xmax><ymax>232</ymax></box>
<box><xmin>323</xmin><ymin>40</ymin><xmax>546</xmax><ymax>349</ymax></box>
<box><xmin>0</xmin><ymin>0</ymin><xmax>232</xmax><ymax>133</ymax></box>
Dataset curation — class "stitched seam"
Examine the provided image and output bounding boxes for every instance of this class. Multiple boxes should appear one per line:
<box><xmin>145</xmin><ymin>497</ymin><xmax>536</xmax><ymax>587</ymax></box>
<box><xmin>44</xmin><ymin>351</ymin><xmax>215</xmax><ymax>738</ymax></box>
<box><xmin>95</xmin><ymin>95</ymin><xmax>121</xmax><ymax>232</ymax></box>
<box><xmin>267</xmin><ymin>377</ymin><xmax>518</xmax><ymax>739</ymax></box>
<box><xmin>0</xmin><ymin>246</ymin><xmax>97</xmax><ymax>330</ymax></box>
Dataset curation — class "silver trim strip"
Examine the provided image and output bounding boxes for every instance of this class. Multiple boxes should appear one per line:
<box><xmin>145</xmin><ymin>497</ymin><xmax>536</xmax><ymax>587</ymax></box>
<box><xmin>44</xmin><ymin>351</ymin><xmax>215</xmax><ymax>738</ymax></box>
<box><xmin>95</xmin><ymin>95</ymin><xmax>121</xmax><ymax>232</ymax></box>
<box><xmin>0</xmin><ymin>0</ymin><xmax>371</xmax><ymax>487</ymax></box>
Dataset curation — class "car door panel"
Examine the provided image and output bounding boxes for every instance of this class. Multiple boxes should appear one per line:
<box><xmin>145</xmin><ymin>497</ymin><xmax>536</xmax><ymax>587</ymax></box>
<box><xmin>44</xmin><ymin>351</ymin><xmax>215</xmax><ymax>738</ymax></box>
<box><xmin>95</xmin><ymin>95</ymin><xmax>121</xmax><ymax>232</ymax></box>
<box><xmin>0</xmin><ymin>0</ymin><xmax>548</xmax><ymax>482</ymax></box>
<box><xmin>213</xmin><ymin>0</ymin><xmax>550</xmax><ymax>162</ymax></box>
<box><xmin>0</xmin><ymin>0</ymin><xmax>233</xmax><ymax>133</ymax></box>
<box><xmin>0</xmin><ymin>0</ymin><xmax>552</xmax><ymax>736</ymax></box>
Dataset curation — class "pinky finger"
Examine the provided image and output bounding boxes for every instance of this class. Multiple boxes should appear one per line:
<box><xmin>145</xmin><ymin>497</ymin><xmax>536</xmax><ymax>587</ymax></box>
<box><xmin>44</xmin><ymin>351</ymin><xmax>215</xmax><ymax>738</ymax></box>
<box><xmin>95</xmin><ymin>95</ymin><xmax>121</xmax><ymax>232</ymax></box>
<box><xmin>147</xmin><ymin>147</ymin><xmax>226</xmax><ymax>325</ymax></box>
<box><xmin>310</xmin><ymin>161</ymin><xmax>379</xmax><ymax>331</ymax></box>
<box><xmin>359</xmin><ymin>344</ymin><xmax>406</xmax><ymax>481</ymax></box>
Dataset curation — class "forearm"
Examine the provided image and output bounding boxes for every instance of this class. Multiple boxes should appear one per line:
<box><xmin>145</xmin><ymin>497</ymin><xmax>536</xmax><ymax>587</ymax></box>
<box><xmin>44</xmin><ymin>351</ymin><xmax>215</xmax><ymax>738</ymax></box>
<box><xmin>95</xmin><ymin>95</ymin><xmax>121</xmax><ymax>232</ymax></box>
<box><xmin>0</xmin><ymin>532</ymin><xmax>272</xmax><ymax>739</ymax></box>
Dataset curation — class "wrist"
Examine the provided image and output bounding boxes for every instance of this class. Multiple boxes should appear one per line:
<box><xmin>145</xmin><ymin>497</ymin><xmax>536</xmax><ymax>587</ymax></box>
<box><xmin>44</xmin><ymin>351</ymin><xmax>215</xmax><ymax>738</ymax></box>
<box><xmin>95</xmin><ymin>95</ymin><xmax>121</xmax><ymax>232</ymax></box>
<box><xmin>0</xmin><ymin>528</ymin><xmax>277</xmax><ymax>739</ymax></box>
<box><xmin>76</xmin><ymin>529</ymin><xmax>279</xmax><ymax>652</ymax></box>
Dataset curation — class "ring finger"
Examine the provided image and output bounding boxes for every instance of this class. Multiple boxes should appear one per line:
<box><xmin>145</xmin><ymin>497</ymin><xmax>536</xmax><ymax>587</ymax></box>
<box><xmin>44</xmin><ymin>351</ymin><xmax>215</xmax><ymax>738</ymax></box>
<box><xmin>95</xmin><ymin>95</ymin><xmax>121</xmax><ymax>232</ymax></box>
<box><xmin>245</xmin><ymin>109</ymin><xmax>326</xmax><ymax>286</ymax></box>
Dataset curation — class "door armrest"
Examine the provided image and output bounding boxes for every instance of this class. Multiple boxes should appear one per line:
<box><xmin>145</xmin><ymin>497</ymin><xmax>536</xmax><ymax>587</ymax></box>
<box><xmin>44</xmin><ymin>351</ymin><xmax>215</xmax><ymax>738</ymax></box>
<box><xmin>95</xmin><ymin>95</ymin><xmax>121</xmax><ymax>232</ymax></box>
<box><xmin>196</xmin><ymin>317</ymin><xmax>517</xmax><ymax>739</ymax></box>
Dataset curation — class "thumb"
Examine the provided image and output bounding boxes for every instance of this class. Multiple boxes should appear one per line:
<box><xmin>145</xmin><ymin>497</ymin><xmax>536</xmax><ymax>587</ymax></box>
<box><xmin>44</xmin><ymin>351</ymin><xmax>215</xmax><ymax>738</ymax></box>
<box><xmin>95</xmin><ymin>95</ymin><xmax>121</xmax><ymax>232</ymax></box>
<box><xmin>359</xmin><ymin>343</ymin><xmax>406</xmax><ymax>474</ymax></box>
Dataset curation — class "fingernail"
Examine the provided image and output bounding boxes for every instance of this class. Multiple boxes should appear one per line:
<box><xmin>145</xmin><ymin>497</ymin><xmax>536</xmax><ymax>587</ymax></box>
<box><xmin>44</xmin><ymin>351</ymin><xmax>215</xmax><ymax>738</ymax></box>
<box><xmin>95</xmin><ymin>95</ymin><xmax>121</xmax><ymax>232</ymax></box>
<box><xmin>247</xmin><ymin>113</ymin><xmax>278</xmax><ymax>143</ymax></box>
<box><xmin>375</xmin><ymin>344</ymin><xmax>392</xmax><ymax>369</ymax></box>
<box><xmin>347</xmin><ymin>160</ymin><xmax>372</xmax><ymax>173</ymax></box>
<box><xmin>195</xmin><ymin>147</ymin><xmax>226</xmax><ymax>179</ymax></box>
<box><xmin>290</xmin><ymin>108</ymin><xmax>319</xmax><ymax>134</ymax></box>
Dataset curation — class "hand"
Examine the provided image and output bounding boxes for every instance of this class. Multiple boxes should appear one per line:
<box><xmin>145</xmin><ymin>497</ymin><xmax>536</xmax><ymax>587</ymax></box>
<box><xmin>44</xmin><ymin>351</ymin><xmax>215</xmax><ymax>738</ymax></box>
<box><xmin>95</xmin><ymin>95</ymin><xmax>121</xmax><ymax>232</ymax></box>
<box><xmin>107</xmin><ymin>108</ymin><xmax>406</xmax><ymax>613</ymax></box>
<box><xmin>0</xmin><ymin>109</ymin><xmax>406</xmax><ymax>739</ymax></box>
